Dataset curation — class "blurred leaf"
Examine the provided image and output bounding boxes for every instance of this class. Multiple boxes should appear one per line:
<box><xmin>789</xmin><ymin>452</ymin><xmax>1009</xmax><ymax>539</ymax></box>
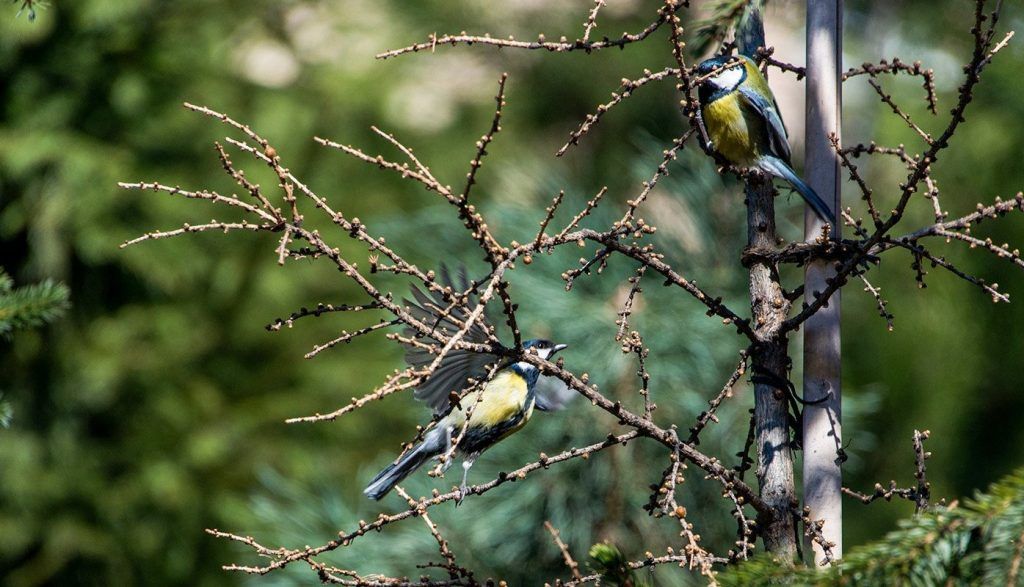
<box><xmin>0</xmin><ymin>268</ymin><xmax>69</xmax><ymax>338</ymax></box>
<box><xmin>588</xmin><ymin>542</ymin><xmax>650</xmax><ymax>587</ymax></box>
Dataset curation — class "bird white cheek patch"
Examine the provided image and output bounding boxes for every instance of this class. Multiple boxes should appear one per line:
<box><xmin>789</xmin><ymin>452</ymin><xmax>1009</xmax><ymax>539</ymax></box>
<box><xmin>713</xmin><ymin>67</ymin><xmax>744</xmax><ymax>90</ymax></box>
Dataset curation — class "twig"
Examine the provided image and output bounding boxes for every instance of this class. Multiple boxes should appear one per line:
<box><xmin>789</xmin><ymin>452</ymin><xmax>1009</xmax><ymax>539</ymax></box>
<box><xmin>376</xmin><ymin>8</ymin><xmax>671</xmax><ymax>60</ymax></box>
<box><xmin>266</xmin><ymin>301</ymin><xmax>384</xmax><ymax>332</ymax></box>
<box><xmin>858</xmin><ymin>274</ymin><xmax>894</xmax><ymax>331</ymax></box>
<box><xmin>842</xmin><ymin>429</ymin><xmax>932</xmax><ymax>514</ymax></box>
<box><xmin>544</xmin><ymin>522</ymin><xmax>583</xmax><ymax>582</ymax></box>
<box><xmin>866</xmin><ymin>78</ymin><xmax>933</xmax><ymax>145</ymax></box>
<box><xmin>581</xmin><ymin>0</ymin><xmax>606</xmax><ymax>44</ymax></box>
<box><xmin>688</xmin><ymin>349</ymin><xmax>750</xmax><ymax>444</ymax></box>
<box><xmin>557</xmin><ymin>67</ymin><xmax>679</xmax><ymax>156</ymax></box>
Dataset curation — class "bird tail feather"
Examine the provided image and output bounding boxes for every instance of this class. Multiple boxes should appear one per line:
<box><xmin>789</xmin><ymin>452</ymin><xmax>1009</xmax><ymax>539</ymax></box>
<box><xmin>759</xmin><ymin>156</ymin><xmax>836</xmax><ymax>227</ymax></box>
<box><xmin>363</xmin><ymin>429</ymin><xmax>445</xmax><ymax>500</ymax></box>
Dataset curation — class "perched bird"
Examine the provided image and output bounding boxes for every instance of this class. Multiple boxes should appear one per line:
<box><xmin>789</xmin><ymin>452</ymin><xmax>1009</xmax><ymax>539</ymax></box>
<box><xmin>695</xmin><ymin>54</ymin><xmax>836</xmax><ymax>227</ymax></box>
<box><xmin>364</xmin><ymin>267</ymin><xmax>574</xmax><ymax>501</ymax></box>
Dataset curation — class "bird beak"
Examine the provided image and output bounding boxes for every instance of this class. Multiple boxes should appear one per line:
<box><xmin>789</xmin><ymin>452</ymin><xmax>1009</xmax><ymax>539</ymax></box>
<box><xmin>552</xmin><ymin>343</ymin><xmax>568</xmax><ymax>354</ymax></box>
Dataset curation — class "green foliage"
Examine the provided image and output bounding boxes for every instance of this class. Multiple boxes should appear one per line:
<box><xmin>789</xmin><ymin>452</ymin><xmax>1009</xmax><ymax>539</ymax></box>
<box><xmin>0</xmin><ymin>267</ymin><xmax>69</xmax><ymax>338</ymax></box>
<box><xmin>0</xmin><ymin>267</ymin><xmax>68</xmax><ymax>427</ymax></box>
<box><xmin>718</xmin><ymin>469</ymin><xmax>1024</xmax><ymax>586</ymax></box>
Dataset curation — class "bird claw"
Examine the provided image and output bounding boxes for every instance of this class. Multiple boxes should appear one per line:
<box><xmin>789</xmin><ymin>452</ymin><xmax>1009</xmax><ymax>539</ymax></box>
<box><xmin>456</xmin><ymin>457</ymin><xmax>475</xmax><ymax>507</ymax></box>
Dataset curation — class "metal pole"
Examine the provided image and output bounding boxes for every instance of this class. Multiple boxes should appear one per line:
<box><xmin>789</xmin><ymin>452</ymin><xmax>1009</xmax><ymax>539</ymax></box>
<box><xmin>803</xmin><ymin>0</ymin><xmax>843</xmax><ymax>565</ymax></box>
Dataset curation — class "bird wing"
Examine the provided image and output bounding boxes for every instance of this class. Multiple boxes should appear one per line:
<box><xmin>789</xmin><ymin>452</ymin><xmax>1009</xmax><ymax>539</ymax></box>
<box><xmin>694</xmin><ymin>108</ymin><xmax>715</xmax><ymax>156</ymax></box>
<box><xmin>534</xmin><ymin>375</ymin><xmax>576</xmax><ymax>412</ymax></box>
<box><xmin>737</xmin><ymin>86</ymin><xmax>792</xmax><ymax>163</ymax></box>
<box><xmin>403</xmin><ymin>265</ymin><xmax>502</xmax><ymax>414</ymax></box>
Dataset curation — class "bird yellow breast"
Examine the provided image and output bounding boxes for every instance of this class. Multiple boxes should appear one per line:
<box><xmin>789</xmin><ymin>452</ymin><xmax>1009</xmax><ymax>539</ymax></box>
<box><xmin>454</xmin><ymin>370</ymin><xmax>530</xmax><ymax>430</ymax></box>
<box><xmin>702</xmin><ymin>93</ymin><xmax>765</xmax><ymax>166</ymax></box>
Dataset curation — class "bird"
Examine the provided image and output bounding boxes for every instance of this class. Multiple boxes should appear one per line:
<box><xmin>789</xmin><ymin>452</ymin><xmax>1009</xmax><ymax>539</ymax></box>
<box><xmin>694</xmin><ymin>54</ymin><xmax>836</xmax><ymax>228</ymax></box>
<box><xmin>363</xmin><ymin>267</ymin><xmax>574</xmax><ymax>502</ymax></box>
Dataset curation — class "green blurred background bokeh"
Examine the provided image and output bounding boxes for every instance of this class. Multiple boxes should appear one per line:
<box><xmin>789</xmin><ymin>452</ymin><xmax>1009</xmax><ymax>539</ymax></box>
<box><xmin>2</xmin><ymin>0</ymin><xmax>1023</xmax><ymax>584</ymax></box>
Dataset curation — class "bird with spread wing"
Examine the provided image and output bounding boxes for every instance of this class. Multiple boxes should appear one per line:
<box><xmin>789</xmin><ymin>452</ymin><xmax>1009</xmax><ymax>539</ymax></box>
<box><xmin>364</xmin><ymin>267</ymin><xmax>574</xmax><ymax>501</ymax></box>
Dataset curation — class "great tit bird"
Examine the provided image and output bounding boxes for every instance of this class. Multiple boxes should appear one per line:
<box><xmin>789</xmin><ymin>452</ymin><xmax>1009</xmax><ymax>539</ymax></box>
<box><xmin>695</xmin><ymin>54</ymin><xmax>836</xmax><ymax>227</ymax></box>
<box><xmin>364</xmin><ymin>267</ymin><xmax>573</xmax><ymax>501</ymax></box>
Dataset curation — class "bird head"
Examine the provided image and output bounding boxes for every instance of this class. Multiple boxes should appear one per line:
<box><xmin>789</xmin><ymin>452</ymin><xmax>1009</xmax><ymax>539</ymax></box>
<box><xmin>522</xmin><ymin>339</ymin><xmax>568</xmax><ymax>361</ymax></box>
<box><xmin>696</xmin><ymin>55</ymin><xmax>748</xmax><ymax>102</ymax></box>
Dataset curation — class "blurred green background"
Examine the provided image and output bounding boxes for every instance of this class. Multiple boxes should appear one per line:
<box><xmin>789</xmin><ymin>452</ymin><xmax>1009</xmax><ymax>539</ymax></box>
<box><xmin>2</xmin><ymin>0</ymin><xmax>1023</xmax><ymax>584</ymax></box>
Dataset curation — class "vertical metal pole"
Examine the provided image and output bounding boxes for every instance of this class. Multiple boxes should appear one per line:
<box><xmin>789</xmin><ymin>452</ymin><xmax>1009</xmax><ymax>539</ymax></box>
<box><xmin>803</xmin><ymin>0</ymin><xmax>843</xmax><ymax>565</ymax></box>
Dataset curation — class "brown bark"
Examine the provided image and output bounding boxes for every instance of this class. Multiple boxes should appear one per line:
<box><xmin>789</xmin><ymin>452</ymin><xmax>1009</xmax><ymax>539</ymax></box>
<box><xmin>746</xmin><ymin>175</ymin><xmax>798</xmax><ymax>559</ymax></box>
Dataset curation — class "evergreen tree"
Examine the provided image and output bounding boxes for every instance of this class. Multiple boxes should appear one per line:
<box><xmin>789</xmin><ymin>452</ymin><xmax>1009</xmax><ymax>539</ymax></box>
<box><xmin>0</xmin><ymin>267</ymin><xmax>68</xmax><ymax>426</ymax></box>
<box><xmin>715</xmin><ymin>469</ymin><xmax>1024</xmax><ymax>586</ymax></box>
<box><xmin>0</xmin><ymin>268</ymin><xmax>68</xmax><ymax>339</ymax></box>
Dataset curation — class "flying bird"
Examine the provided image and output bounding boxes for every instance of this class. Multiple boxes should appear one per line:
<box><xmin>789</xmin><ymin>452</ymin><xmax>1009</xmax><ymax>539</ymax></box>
<box><xmin>364</xmin><ymin>267</ymin><xmax>574</xmax><ymax>501</ymax></box>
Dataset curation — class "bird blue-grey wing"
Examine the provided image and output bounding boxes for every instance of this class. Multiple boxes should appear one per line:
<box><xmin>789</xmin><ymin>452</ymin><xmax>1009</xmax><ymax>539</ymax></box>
<box><xmin>413</xmin><ymin>353</ymin><xmax>491</xmax><ymax>413</ymax></box>
<box><xmin>737</xmin><ymin>86</ymin><xmax>792</xmax><ymax>163</ymax></box>
<box><xmin>401</xmin><ymin>265</ymin><xmax>502</xmax><ymax>413</ymax></box>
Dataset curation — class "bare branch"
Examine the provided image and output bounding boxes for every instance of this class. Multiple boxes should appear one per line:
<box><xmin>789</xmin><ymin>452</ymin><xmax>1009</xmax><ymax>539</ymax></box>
<box><xmin>544</xmin><ymin>522</ymin><xmax>583</xmax><ymax>583</ymax></box>
<box><xmin>376</xmin><ymin>7</ymin><xmax>672</xmax><ymax>60</ymax></box>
